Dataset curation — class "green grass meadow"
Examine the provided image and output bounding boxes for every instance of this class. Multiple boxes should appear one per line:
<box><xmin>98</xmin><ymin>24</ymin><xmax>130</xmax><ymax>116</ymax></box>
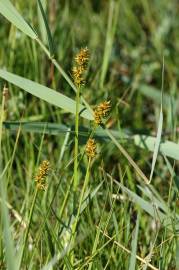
<box><xmin>0</xmin><ymin>0</ymin><xmax>179</xmax><ymax>269</ymax></box>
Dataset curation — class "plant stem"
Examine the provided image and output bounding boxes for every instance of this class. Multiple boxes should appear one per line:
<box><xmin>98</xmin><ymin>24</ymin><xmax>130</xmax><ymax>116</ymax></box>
<box><xmin>69</xmin><ymin>84</ymin><xmax>80</xmax><ymax>265</ymax></box>
<box><xmin>75</xmin><ymin>157</ymin><xmax>91</xmax><ymax>229</ymax></box>
<box><xmin>0</xmin><ymin>86</ymin><xmax>6</xmax><ymax>172</ymax></box>
<box><xmin>18</xmin><ymin>189</ymin><xmax>38</xmax><ymax>268</ymax></box>
<box><xmin>73</xmin><ymin>86</ymin><xmax>80</xmax><ymax>192</ymax></box>
<box><xmin>71</xmin><ymin>158</ymin><xmax>91</xmax><ymax>264</ymax></box>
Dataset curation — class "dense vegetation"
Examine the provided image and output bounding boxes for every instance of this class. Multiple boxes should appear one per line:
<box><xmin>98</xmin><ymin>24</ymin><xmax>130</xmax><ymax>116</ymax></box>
<box><xmin>0</xmin><ymin>1</ymin><xmax>179</xmax><ymax>269</ymax></box>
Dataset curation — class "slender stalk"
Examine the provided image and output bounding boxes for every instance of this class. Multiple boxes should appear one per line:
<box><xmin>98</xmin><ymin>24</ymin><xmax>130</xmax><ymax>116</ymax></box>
<box><xmin>70</xmin><ymin>84</ymin><xmax>81</xmax><ymax>265</ymax></box>
<box><xmin>18</xmin><ymin>189</ymin><xmax>38</xmax><ymax>268</ymax></box>
<box><xmin>73</xmin><ymin>86</ymin><xmax>80</xmax><ymax>191</ymax></box>
<box><xmin>0</xmin><ymin>86</ymin><xmax>18</xmax><ymax>269</ymax></box>
<box><xmin>0</xmin><ymin>86</ymin><xmax>6</xmax><ymax>172</ymax></box>
<box><xmin>59</xmin><ymin>175</ymin><xmax>74</xmax><ymax>219</ymax></box>
<box><xmin>74</xmin><ymin>157</ymin><xmax>91</xmax><ymax>231</ymax></box>
<box><xmin>70</xmin><ymin>158</ymin><xmax>91</xmax><ymax>264</ymax></box>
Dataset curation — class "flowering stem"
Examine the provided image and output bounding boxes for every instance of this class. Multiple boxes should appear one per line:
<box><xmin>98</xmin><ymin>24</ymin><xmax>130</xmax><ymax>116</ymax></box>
<box><xmin>36</xmin><ymin>38</ymin><xmax>149</xmax><ymax>184</ymax></box>
<box><xmin>71</xmin><ymin>157</ymin><xmax>91</xmax><ymax>264</ymax></box>
<box><xmin>36</xmin><ymin>38</ymin><xmax>94</xmax><ymax>117</ymax></box>
<box><xmin>70</xmin><ymin>84</ymin><xmax>80</xmax><ymax>264</ymax></box>
<box><xmin>74</xmin><ymin>85</ymin><xmax>80</xmax><ymax>192</ymax></box>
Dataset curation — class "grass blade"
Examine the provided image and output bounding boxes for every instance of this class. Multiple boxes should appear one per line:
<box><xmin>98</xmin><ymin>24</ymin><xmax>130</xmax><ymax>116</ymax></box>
<box><xmin>37</xmin><ymin>0</ymin><xmax>47</xmax><ymax>44</ymax></box>
<box><xmin>176</xmin><ymin>238</ymin><xmax>179</xmax><ymax>270</ymax></box>
<box><xmin>0</xmin><ymin>70</ymin><xmax>93</xmax><ymax>120</ymax></box>
<box><xmin>149</xmin><ymin>59</ymin><xmax>164</xmax><ymax>182</ymax></box>
<box><xmin>109</xmin><ymin>175</ymin><xmax>176</xmax><ymax>231</ymax></box>
<box><xmin>37</xmin><ymin>0</ymin><xmax>54</xmax><ymax>56</ymax></box>
<box><xmin>133</xmin><ymin>135</ymin><xmax>179</xmax><ymax>161</ymax></box>
<box><xmin>138</xmin><ymin>84</ymin><xmax>171</xmax><ymax>107</ymax></box>
<box><xmin>129</xmin><ymin>213</ymin><xmax>140</xmax><ymax>270</ymax></box>
<box><xmin>0</xmin><ymin>173</ymin><xmax>18</xmax><ymax>270</ymax></box>
<box><xmin>149</xmin><ymin>106</ymin><xmax>163</xmax><ymax>182</ymax></box>
<box><xmin>0</xmin><ymin>0</ymin><xmax>37</xmax><ymax>39</ymax></box>
<box><xmin>100</xmin><ymin>0</ymin><xmax>120</xmax><ymax>88</ymax></box>
<box><xmin>3</xmin><ymin>121</ymin><xmax>179</xmax><ymax>161</ymax></box>
<box><xmin>61</xmin><ymin>181</ymin><xmax>104</xmax><ymax>239</ymax></box>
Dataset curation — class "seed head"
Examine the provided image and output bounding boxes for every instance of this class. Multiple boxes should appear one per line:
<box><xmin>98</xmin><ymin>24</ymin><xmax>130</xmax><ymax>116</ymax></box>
<box><xmin>97</xmin><ymin>101</ymin><xmax>111</xmax><ymax>118</ymax></box>
<box><xmin>35</xmin><ymin>160</ymin><xmax>50</xmax><ymax>190</ymax></box>
<box><xmin>74</xmin><ymin>47</ymin><xmax>89</xmax><ymax>67</ymax></box>
<box><xmin>85</xmin><ymin>138</ymin><xmax>97</xmax><ymax>159</ymax></box>
<box><xmin>72</xmin><ymin>66</ymin><xmax>85</xmax><ymax>86</ymax></box>
<box><xmin>94</xmin><ymin>110</ymin><xmax>102</xmax><ymax>125</ymax></box>
<box><xmin>94</xmin><ymin>101</ymin><xmax>111</xmax><ymax>125</ymax></box>
<box><xmin>72</xmin><ymin>47</ymin><xmax>89</xmax><ymax>86</ymax></box>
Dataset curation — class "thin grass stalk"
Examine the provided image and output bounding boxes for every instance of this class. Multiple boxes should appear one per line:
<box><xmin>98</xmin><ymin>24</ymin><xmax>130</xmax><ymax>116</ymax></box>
<box><xmin>0</xmin><ymin>86</ymin><xmax>6</xmax><ymax>171</ymax></box>
<box><xmin>70</xmin><ymin>157</ymin><xmax>91</xmax><ymax>264</ymax></box>
<box><xmin>87</xmin><ymin>186</ymin><xmax>110</xmax><ymax>270</ymax></box>
<box><xmin>59</xmin><ymin>175</ymin><xmax>74</xmax><ymax>219</ymax></box>
<box><xmin>18</xmin><ymin>188</ymin><xmax>38</xmax><ymax>268</ymax></box>
<box><xmin>0</xmin><ymin>87</ymin><xmax>6</xmax><ymax>262</ymax></box>
<box><xmin>69</xmin><ymin>84</ymin><xmax>80</xmax><ymax>264</ymax></box>
<box><xmin>74</xmin><ymin>86</ymin><xmax>80</xmax><ymax>191</ymax></box>
<box><xmin>0</xmin><ymin>86</ymin><xmax>18</xmax><ymax>270</ymax></box>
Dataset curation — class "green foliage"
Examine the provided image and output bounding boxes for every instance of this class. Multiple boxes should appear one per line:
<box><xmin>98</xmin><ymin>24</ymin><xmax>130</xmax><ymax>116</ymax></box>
<box><xmin>0</xmin><ymin>0</ymin><xmax>178</xmax><ymax>269</ymax></box>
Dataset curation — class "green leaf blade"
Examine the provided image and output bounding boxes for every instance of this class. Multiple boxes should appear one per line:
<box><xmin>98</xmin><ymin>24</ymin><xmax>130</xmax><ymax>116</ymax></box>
<box><xmin>37</xmin><ymin>0</ymin><xmax>54</xmax><ymax>56</ymax></box>
<box><xmin>0</xmin><ymin>0</ymin><xmax>37</xmax><ymax>39</ymax></box>
<box><xmin>129</xmin><ymin>214</ymin><xmax>140</xmax><ymax>270</ymax></box>
<box><xmin>134</xmin><ymin>135</ymin><xmax>179</xmax><ymax>161</ymax></box>
<box><xmin>0</xmin><ymin>70</ymin><xmax>93</xmax><ymax>120</ymax></box>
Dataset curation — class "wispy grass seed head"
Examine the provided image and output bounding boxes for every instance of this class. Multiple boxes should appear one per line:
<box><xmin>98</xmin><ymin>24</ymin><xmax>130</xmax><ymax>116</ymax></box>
<box><xmin>85</xmin><ymin>138</ymin><xmax>97</xmax><ymax>159</ymax></box>
<box><xmin>94</xmin><ymin>101</ymin><xmax>111</xmax><ymax>125</ymax></box>
<box><xmin>72</xmin><ymin>47</ymin><xmax>89</xmax><ymax>87</ymax></box>
<box><xmin>35</xmin><ymin>160</ymin><xmax>50</xmax><ymax>190</ymax></box>
<box><xmin>74</xmin><ymin>47</ymin><xmax>89</xmax><ymax>67</ymax></box>
<box><xmin>72</xmin><ymin>66</ymin><xmax>85</xmax><ymax>86</ymax></box>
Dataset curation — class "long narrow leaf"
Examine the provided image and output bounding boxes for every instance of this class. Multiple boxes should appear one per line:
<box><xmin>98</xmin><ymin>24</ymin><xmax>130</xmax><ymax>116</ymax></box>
<box><xmin>134</xmin><ymin>135</ymin><xmax>179</xmax><ymax>161</ymax></box>
<box><xmin>3</xmin><ymin>121</ymin><xmax>179</xmax><ymax>161</ymax></box>
<box><xmin>0</xmin><ymin>70</ymin><xmax>93</xmax><ymax>120</ymax></box>
<box><xmin>110</xmin><ymin>176</ymin><xmax>178</xmax><ymax>231</ymax></box>
<box><xmin>129</xmin><ymin>213</ymin><xmax>140</xmax><ymax>270</ymax></box>
<box><xmin>0</xmin><ymin>174</ymin><xmax>18</xmax><ymax>270</ymax></box>
<box><xmin>149</xmin><ymin>60</ymin><xmax>164</xmax><ymax>182</ymax></box>
<box><xmin>176</xmin><ymin>239</ymin><xmax>179</xmax><ymax>270</ymax></box>
<box><xmin>0</xmin><ymin>0</ymin><xmax>37</xmax><ymax>39</ymax></box>
<box><xmin>37</xmin><ymin>0</ymin><xmax>54</xmax><ymax>56</ymax></box>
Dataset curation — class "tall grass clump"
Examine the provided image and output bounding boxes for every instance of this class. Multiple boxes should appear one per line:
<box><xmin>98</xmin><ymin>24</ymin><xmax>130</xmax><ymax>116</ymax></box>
<box><xmin>0</xmin><ymin>1</ymin><xmax>179</xmax><ymax>269</ymax></box>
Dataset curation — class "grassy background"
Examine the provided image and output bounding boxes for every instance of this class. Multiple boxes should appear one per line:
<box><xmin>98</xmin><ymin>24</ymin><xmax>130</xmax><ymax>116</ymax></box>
<box><xmin>0</xmin><ymin>0</ymin><xmax>179</xmax><ymax>269</ymax></box>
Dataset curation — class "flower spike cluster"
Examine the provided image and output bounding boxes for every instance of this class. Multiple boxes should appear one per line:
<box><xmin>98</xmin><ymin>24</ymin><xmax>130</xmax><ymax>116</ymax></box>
<box><xmin>74</xmin><ymin>47</ymin><xmax>89</xmax><ymax>67</ymax></box>
<box><xmin>94</xmin><ymin>101</ymin><xmax>111</xmax><ymax>125</ymax></box>
<box><xmin>72</xmin><ymin>66</ymin><xmax>85</xmax><ymax>86</ymax></box>
<box><xmin>35</xmin><ymin>160</ymin><xmax>50</xmax><ymax>190</ymax></box>
<box><xmin>72</xmin><ymin>47</ymin><xmax>89</xmax><ymax>87</ymax></box>
<box><xmin>85</xmin><ymin>138</ymin><xmax>97</xmax><ymax>159</ymax></box>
